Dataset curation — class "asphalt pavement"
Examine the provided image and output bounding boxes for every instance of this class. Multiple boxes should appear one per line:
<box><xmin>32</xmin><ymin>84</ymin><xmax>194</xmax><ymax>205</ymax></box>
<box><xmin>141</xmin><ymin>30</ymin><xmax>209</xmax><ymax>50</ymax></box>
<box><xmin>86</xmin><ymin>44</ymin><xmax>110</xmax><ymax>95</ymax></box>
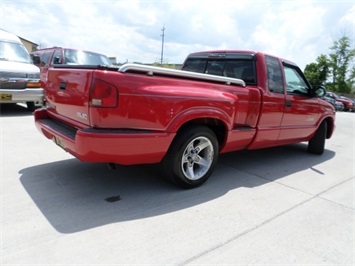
<box><xmin>1</xmin><ymin>104</ymin><xmax>354</xmax><ymax>265</ymax></box>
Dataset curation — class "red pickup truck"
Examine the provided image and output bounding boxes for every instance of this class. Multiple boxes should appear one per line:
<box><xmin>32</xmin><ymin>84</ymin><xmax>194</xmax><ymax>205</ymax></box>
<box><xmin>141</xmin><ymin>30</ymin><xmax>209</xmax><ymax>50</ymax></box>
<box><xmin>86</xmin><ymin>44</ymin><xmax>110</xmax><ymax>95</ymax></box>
<box><xmin>34</xmin><ymin>50</ymin><xmax>335</xmax><ymax>188</ymax></box>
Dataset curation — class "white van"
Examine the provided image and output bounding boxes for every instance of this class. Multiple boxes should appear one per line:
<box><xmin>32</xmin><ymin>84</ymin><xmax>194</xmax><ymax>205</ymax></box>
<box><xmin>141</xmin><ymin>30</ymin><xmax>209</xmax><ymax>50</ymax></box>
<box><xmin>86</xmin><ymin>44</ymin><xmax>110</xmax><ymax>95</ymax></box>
<box><xmin>0</xmin><ymin>29</ymin><xmax>44</xmax><ymax>110</ymax></box>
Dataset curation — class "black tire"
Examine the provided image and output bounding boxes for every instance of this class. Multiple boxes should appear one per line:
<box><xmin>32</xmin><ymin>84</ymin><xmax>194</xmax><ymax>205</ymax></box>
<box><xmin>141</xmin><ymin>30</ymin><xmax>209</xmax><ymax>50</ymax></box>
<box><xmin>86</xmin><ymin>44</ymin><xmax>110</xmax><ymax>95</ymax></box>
<box><xmin>308</xmin><ymin>121</ymin><xmax>327</xmax><ymax>154</ymax></box>
<box><xmin>161</xmin><ymin>125</ymin><xmax>219</xmax><ymax>189</ymax></box>
<box><xmin>26</xmin><ymin>102</ymin><xmax>36</xmax><ymax>111</ymax></box>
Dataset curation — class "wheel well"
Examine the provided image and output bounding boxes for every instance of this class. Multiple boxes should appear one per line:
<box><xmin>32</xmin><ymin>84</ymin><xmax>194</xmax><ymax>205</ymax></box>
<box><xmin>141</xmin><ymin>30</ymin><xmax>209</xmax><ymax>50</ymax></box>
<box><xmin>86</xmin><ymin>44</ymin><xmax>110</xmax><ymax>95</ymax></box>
<box><xmin>176</xmin><ymin>118</ymin><xmax>227</xmax><ymax>150</ymax></box>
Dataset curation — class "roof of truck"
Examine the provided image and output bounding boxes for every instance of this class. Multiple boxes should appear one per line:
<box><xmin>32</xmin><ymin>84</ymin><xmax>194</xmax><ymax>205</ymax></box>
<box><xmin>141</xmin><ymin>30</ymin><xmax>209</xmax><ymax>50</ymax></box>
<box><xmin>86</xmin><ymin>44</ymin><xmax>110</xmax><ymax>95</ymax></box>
<box><xmin>186</xmin><ymin>50</ymin><xmax>298</xmax><ymax>66</ymax></box>
<box><xmin>31</xmin><ymin>47</ymin><xmax>106</xmax><ymax>55</ymax></box>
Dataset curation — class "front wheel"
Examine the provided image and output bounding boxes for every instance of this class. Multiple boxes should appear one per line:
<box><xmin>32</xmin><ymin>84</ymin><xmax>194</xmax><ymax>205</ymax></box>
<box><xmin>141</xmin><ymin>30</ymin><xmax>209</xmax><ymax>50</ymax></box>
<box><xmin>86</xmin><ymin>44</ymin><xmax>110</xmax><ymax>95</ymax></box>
<box><xmin>161</xmin><ymin>125</ymin><xmax>219</xmax><ymax>189</ymax></box>
<box><xmin>308</xmin><ymin>121</ymin><xmax>327</xmax><ymax>154</ymax></box>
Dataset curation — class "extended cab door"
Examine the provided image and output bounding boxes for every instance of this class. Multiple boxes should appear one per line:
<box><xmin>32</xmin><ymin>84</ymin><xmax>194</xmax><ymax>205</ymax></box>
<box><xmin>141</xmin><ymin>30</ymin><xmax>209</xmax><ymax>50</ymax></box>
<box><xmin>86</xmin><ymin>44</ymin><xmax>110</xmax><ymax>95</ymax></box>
<box><xmin>248</xmin><ymin>55</ymin><xmax>286</xmax><ymax>150</ymax></box>
<box><xmin>277</xmin><ymin>63</ymin><xmax>321</xmax><ymax>142</ymax></box>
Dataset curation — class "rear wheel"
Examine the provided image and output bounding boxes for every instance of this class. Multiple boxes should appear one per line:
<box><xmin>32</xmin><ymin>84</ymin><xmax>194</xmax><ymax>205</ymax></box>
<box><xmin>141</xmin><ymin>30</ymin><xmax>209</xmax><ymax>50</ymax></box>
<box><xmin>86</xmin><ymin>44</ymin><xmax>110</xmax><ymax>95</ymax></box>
<box><xmin>308</xmin><ymin>121</ymin><xmax>327</xmax><ymax>154</ymax></box>
<box><xmin>161</xmin><ymin>125</ymin><xmax>219</xmax><ymax>188</ymax></box>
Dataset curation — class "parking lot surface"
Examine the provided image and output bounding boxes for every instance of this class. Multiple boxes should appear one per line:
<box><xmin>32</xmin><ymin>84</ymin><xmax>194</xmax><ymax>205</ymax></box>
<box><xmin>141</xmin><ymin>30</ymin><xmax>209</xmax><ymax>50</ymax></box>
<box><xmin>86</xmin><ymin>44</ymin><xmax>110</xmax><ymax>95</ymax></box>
<box><xmin>1</xmin><ymin>104</ymin><xmax>354</xmax><ymax>265</ymax></box>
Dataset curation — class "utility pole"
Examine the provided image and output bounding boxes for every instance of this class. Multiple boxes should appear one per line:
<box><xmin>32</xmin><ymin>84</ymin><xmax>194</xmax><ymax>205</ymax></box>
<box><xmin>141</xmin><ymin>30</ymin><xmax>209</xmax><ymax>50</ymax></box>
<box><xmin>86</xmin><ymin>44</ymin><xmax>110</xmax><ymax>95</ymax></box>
<box><xmin>160</xmin><ymin>26</ymin><xmax>165</xmax><ymax>65</ymax></box>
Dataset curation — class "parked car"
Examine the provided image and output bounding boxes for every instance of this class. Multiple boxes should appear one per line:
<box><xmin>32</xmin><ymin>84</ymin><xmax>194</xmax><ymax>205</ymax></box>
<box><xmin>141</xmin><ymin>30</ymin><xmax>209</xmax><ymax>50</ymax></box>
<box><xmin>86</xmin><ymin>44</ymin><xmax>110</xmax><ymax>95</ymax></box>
<box><xmin>321</xmin><ymin>95</ymin><xmax>344</xmax><ymax>111</ymax></box>
<box><xmin>334</xmin><ymin>100</ymin><xmax>345</xmax><ymax>111</ymax></box>
<box><xmin>326</xmin><ymin>92</ymin><xmax>355</xmax><ymax>112</ymax></box>
<box><xmin>30</xmin><ymin>47</ymin><xmax>113</xmax><ymax>84</ymax></box>
<box><xmin>339</xmin><ymin>96</ymin><xmax>355</xmax><ymax>112</ymax></box>
<box><xmin>0</xmin><ymin>29</ymin><xmax>44</xmax><ymax>110</ymax></box>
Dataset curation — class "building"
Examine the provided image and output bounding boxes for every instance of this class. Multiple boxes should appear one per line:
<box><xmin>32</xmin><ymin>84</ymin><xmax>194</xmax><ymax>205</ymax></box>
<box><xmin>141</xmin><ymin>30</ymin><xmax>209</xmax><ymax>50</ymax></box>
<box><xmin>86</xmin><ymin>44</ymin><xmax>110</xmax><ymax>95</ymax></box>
<box><xmin>19</xmin><ymin>36</ymin><xmax>38</xmax><ymax>53</ymax></box>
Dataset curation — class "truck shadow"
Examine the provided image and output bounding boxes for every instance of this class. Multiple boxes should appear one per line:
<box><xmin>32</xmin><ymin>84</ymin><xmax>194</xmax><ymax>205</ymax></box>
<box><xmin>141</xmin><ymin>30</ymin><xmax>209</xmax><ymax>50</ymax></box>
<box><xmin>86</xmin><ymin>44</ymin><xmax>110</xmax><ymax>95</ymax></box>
<box><xmin>19</xmin><ymin>143</ymin><xmax>335</xmax><ymax>234</ymax></box>
<box><xmin>0</xmin><ymin>103</ymin><xmax>34</xmax><ymax>117</ymax></box>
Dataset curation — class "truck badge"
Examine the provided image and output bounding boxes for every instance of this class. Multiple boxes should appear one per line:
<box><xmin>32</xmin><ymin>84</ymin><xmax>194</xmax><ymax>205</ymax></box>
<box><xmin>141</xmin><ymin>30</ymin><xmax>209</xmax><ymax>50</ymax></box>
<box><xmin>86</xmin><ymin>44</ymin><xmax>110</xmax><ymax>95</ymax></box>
<box><xmin>77</xmin><ymin>112</ymin><xmax>88</xmax><ymax>120</ymax></box>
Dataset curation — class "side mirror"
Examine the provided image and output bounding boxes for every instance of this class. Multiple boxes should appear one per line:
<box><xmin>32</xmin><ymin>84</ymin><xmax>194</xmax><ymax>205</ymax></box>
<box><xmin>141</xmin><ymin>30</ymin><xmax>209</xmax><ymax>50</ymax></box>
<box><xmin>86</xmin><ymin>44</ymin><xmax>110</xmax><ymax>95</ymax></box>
<box><xmin>32</xmin><ymin>54</ymin><xmax>41</xmax><ymax>65</ymax></box>
<box><xmin>53</xmin><ymin>56</ymin><xmax>62</xmax><ymax>64</ymax></box>
<box><xmin>312</xmin><ymin>85</ymin><xmax>326</xmax><ymax>98</ymax></box>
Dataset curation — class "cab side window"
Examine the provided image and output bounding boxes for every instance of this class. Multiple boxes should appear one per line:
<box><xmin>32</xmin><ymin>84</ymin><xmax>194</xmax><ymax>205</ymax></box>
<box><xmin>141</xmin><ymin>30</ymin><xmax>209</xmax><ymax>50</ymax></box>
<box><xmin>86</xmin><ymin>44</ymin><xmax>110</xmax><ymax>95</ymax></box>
<box><xmin>284</xmin><ymin>65</ymin><xmax>309</xmax><ymax>96</ymax></box>
<box><xmin>182</xmin><ymin>59</ymin><xmax>206</xmax><ymax>73</ymax></box>
<box><xmin>51</xmin><ymin>49</ymin><xmax>62</xmax><ymax>64</ymax></box>
<box><xmin>265</xmin><ymin>56</ymin><xmax>284</xmax><ymax>94</ymax></box>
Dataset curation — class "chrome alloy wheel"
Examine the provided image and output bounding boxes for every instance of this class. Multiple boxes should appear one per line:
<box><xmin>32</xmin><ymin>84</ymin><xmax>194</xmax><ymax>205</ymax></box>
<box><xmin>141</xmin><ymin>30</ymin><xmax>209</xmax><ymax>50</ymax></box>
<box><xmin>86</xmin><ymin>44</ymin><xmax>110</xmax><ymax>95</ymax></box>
<box><xmin>181</xmin><ymin>136</ymin><xmax>214</xmax><ymax>180</ymax></box>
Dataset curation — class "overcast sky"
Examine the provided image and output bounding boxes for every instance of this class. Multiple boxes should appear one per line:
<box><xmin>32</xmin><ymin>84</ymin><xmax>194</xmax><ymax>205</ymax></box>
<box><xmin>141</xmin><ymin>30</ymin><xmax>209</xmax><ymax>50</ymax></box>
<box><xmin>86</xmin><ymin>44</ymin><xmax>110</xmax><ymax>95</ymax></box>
<box><xmin>1</xmin><ymin>0</ymin><xmax>354</xmax><ymax>69</ymax></box>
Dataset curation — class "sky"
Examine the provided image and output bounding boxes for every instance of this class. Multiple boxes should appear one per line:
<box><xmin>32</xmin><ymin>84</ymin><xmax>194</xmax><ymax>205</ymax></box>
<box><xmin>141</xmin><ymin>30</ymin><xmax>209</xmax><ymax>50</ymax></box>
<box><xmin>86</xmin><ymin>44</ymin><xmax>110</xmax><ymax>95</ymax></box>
<box><xmin>0</xmin><ymin>0</ymin><xmax>354</xmax><ymax>70</ymax></box>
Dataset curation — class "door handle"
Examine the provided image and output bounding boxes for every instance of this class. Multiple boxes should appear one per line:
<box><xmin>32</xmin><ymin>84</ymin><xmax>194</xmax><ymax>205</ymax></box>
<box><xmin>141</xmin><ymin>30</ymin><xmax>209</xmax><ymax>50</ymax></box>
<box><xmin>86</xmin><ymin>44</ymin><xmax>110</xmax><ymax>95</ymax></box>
<box><xmin>285</xmin><ymin>101</ymin><xmax>291</xmax><ymax>108</ymax></box>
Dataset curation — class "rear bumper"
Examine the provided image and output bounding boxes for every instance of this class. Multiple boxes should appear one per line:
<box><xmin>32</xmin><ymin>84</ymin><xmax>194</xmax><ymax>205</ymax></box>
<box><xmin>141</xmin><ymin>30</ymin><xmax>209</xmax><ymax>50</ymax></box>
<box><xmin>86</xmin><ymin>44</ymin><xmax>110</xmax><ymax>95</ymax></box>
<box><xmin>34</xmin><ymin>109</ymin><xmax>175</xmax><ymax>165</ymax></box>
<box><xmin>0</xmin><ymin>88</ymin><xmax>45</xmax><ymax>106</ymax></box>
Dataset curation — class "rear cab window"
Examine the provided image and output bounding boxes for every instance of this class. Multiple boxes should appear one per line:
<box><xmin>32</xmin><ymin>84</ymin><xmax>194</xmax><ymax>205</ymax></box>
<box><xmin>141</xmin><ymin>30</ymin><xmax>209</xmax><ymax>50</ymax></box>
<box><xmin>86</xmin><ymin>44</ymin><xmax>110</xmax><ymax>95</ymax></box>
<box><xmin>63</xmin><ymin>49</ymin><xmax>112</xmax><ymax>65</ymax></box>
<box><xmin>32</xmin><ymin>48</ymin><xmax>113</xmax><ymax>67</ymax></box>
<box><xmin>182</xmin><ymin>52</ymin><xmax>257</xmax><ymax>85</ymax></box>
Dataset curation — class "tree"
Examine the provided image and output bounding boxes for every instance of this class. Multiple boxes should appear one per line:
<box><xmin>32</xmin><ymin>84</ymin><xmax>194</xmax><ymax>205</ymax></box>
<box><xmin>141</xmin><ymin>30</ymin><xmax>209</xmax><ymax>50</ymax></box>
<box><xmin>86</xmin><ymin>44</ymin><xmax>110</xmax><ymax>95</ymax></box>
<box><xmin>304</xmin><ymin>54</ymin><xmax>329</xmax><ymax>85</ymax></box>
<box><xmin>304</xmin><ymin>35</ymin><xmax>355</xmax><ymax>94</ymax></box>
<box><xmin>327</xmin><ymin>36</ymin><xmax>355</xmax><ymax>93</ymax></box>
<box><xmin>304</xmin><ymin>62</ymin><xmax>322</xmax><ymax>85</ymax></box>
<box><xmin>317</xmin><ymin>54</ymin><xmax>330</xmax><ymax>84</ymax></box>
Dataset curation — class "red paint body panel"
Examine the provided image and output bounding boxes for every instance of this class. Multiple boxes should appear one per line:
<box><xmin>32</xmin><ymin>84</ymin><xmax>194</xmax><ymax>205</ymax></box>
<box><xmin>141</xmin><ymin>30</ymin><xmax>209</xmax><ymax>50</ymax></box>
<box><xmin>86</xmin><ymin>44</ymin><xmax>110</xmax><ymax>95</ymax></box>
<box><xmin>74</xmin><ymin>130</ymin><xmax>175</xmax><ymax>164</ymax></box>
<box><xmin>35</xmin><ymin>109</ymin><xmax>175</xmax><ymax>165</ymax></box>
<box><xmin>34</xmin><ymin>50</ymin><xmax>335</xmax><ymax>166</ymax></box>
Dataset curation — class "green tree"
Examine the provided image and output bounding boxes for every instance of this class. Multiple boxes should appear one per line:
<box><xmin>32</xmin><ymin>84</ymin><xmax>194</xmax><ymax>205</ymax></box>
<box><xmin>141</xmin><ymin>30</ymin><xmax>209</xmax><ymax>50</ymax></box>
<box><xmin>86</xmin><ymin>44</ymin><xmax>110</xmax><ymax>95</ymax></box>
<box><xmin>304</xmin><ymin>36</ymin><xmax>355</xmax><ymax>93</ymax></box>
<box><xmin>304</xmin><ymin>54</ymin><xmax>329</xmax><ymax>85</ymax></box>
<box><xmin>304</xmin><ymin>62</ymin><xmax>321</xmax><ymax>85</ymax></box>
<box><xmin>327</xmin><ymin>36</ymin><xmax>355</xmax><ymax>93</ymax></box>
<box><xmin>317</xmin><ymin>54</ymin><xmax>330</xmax><ymax>84</ymax></box>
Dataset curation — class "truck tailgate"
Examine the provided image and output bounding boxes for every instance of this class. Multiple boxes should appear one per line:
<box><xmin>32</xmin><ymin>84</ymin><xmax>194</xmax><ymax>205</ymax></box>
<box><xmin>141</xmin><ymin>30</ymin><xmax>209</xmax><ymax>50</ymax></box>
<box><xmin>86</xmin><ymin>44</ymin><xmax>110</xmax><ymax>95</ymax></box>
<box><xmin>46</xmin><ymin>68</ymin><xmax>93</xmax><ymax>126</ymax></box>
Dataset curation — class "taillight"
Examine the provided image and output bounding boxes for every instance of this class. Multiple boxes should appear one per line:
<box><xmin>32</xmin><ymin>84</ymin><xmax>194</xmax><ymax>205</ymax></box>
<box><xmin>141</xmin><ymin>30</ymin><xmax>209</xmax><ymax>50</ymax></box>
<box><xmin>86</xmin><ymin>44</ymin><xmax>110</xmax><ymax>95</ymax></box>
<box><xmin>26</xmin><ymin>80</ymin><xmax>42</xmax><ymax>88</ymax></box>
<box><xmin>90</xmin><ymin>78</ymin><xmax>118</xmax><ymax>107</ymax></box>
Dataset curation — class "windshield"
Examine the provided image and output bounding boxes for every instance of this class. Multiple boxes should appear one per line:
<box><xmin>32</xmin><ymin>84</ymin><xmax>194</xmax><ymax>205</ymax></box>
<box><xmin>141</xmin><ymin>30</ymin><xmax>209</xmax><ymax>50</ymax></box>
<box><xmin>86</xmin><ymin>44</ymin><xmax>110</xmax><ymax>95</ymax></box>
<box><xmin>0</xmin><ymin>41</ymin><xmax>32</xmax><ymax>63</ymax></box>
<box><xmin>64</xmin><ymin>49</ymin><xmax>112</xmax><ymax>65</ymax></box>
